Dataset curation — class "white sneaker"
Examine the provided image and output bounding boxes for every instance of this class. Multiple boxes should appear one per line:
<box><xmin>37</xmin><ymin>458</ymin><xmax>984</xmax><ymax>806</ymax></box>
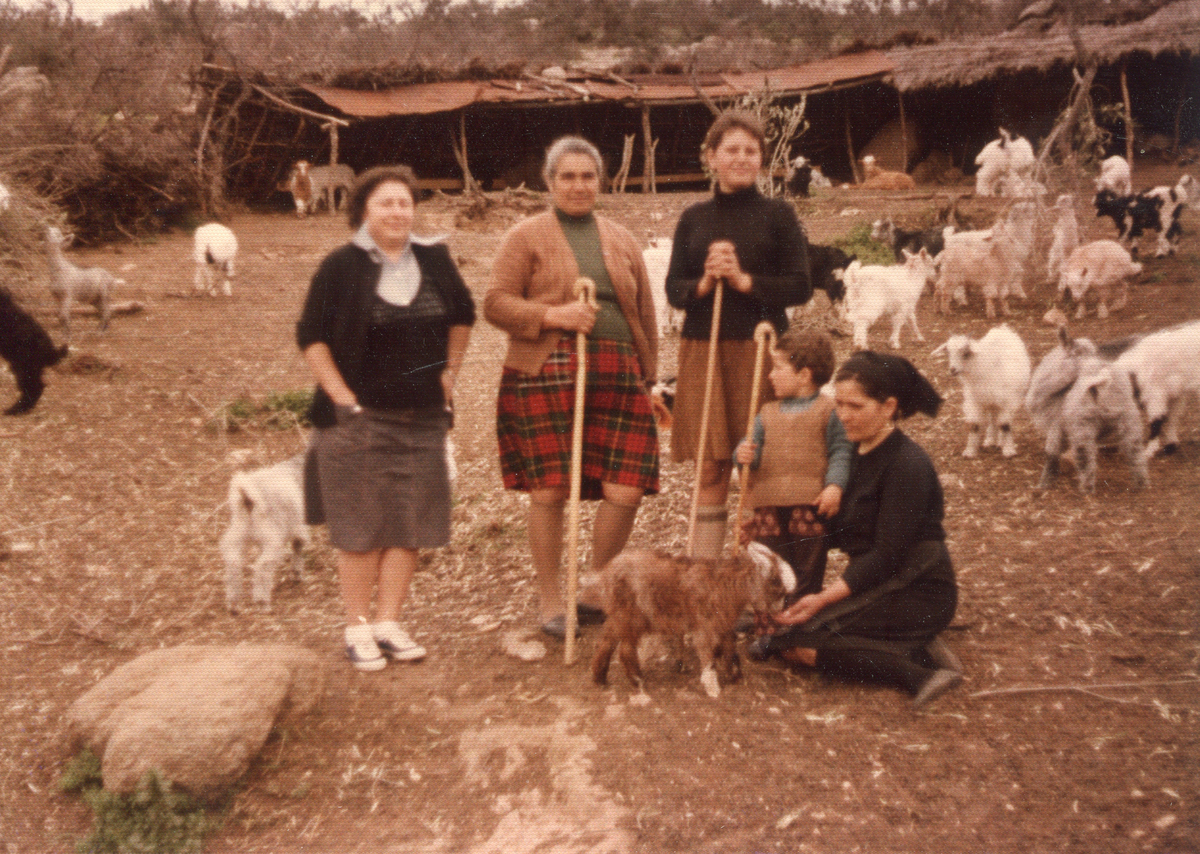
<box><xmin>345</xmin><ymin>624</ymin><xmax>386</xmax><ymax>672</ymax></box>
<box><xmin>373</xmin><ymin>621</ymin><xmax>426</xmax><ymax>662</ymax></box>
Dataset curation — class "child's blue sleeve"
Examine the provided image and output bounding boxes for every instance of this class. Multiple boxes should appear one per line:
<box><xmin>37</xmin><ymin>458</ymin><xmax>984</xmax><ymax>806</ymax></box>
<box><xmin>825</xmin><ymin>410</ymin><xmax>853</xmax><ymax>488</ymax></box>
<box><xmin>737</xmin><ymin>415</ymin><xmax>766</xmax><ymax>470</ymax></box>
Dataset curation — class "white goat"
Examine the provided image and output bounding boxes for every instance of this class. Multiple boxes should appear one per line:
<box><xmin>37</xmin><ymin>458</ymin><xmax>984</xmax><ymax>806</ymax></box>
<box><xmin>1045</xmin><ymin>194</ymin><xmax>1079</xmax><ymax>288</ymax></box>
<box><xmin>1113</xmin><ymin>319</ymin><xmax>1200</xmax><ymax>460</ymax></box>
<box><xmin>307</xmin><ymin>163</ymin><xmax>355</xmax><ymax>214</ymax></box>
<box><xmin>44</xmin><ymin>226</ymin><xmax>118</xmax><ymax>342</ymax></box>
<box><xmin>842</xmin><ymin>247</ymin><xmax>936</xmax><ymax>349</ymax></box>
<box><xmin>220</xmin><ymin>455</ymin><xmax>309</xmax><ymax>612</ymax></box>
<box><xmin>193</xmin><ymin>223</ymin><xmax>238</xmax><ymax>297</ymax></box>
<box><xmin>934</xmin><ymin>206</ymin><xmax>1033</xmax><ymax>318</ymax></box>
<box><xmin>642</xmin><ymin>236</ymin><xmax>680</xmax><ymax>335</ymax></box>
<box><xmin>1095</xmin><ymin>155</ymin><xmax>1132</xmax><ymax>197</ymax></box>
<box><xmin>933</xmin><ymin>324</ymin><xmax>1031</xmax><ymax>458</ymax></box>
<box><xmin>1059</xmin><ymin>240</ymin><xmax>1142</xmax><ymax>319</ymax></box>
<box><xmin>1025</xmin><ymin>329</ymin><xmax>1146</xmax><ymax>493</ymax></box>
<box><xmin>974</xmin><ymin>128</ymin><xmax>1035</xmax><ymax>197</ymax></box>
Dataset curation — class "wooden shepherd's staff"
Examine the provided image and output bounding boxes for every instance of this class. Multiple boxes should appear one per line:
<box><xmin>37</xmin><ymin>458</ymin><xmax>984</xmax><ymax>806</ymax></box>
<box><xmin>565</xmin><ymin>277</ymin><xmax>595</xmax><ymax>664</ymax></box>
<box><xmin>686</xmin><ymin>278</ymin><xmax>724</xmax><ymax>557</ymax></box>
<box><xmin>732</xmin><ymin>321</ymin><xmax>776</xmax><ymax>552</ymax></box>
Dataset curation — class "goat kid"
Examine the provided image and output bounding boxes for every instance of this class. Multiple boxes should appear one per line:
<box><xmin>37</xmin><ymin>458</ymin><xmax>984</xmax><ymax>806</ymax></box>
<box><xmin>193</xmin><ymin>223</ymin><xmax>238</xmax><ymax>297</ymax></box>
<box><xmin>285</xmin><ymin>161</ymin><xmax>314</xmax><ymax>217</ymax></box>
<box><xmin>1025</xmin><ymin>328</ymin><xmax>1146</xmax><ymax>493</ymax></box>
<box><xmin>44</xmin><ymin>226</ymin><xmax>118</xmax><ymax>342</ymax></box>
<box><xmin>0</xmin><ymin>287</ymin><xmax>68</xmax><ymax>415</ymax></box>
<box><xmin>590</xmin><ymin>540</ymin><xmax>796</xmax><ymax>698</ymax></box>
<box><xmin>643</xmin><ymin>236</ymin><xmax>681</xmax><ymax>336</ymax></box>
<box><xmin>1094</xmin><ymin>174</ymin><xmax>1197</xmax><ymax>258</ymax></box>
<box><xmin>1114</xmin><ymin>319</ymin><xmax>1200</xmax><ymax>460</ymax></box>
<box><xmin>934</xmin><ymin>205</ymin><xmax>1033</xmax><ymax>319</ymax></box>
<box><xmin>843</xmin><ymin>247</ymin><xmax>936</xmax><ymax>349</ymax></box>
<box><xmin>307</xmin><ymin>163</ymin><xmax>355</xmax><ymax>214</ymax></box>
<box><xmin>1059</xmin><ymin>239</ymin><xmax>1141</xmax><ymax>319</ymax></box>
<box><xmin>220</xmin><ymin>455</ymin><xmax>309</xmax><ymax>612</ymax></box>
<box><xmin>933</xmin><ymin>324</ymin><xmax>1031</xmax><ymax>458</ymax></box>
<box><xmin>858</xmin><ymin>155</ymin><xmax>916</xmax><ymax>190</ymax></box>
<box><xmin>974</xmin><ymin>128</ymin><xmax>1035</xmax><ymax>197</ymax></box>
<box><xmin>870</xmin><ymin>217</ymin><xmax>947</xmax><ymax>262</ymax></box>
<box><xmin>1045</xmin><ymin>194</ymin><xmax>1079</xmax><ymax>288</ymax></box>
<box><xmin>1095</xmin><ymin>155</ymin><xmax>1132</xmax><ymax>197</ymax></box>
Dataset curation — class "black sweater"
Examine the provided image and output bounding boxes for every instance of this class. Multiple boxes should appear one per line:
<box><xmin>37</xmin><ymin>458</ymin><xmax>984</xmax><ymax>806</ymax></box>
<box><xmin>828</xmin><ymin>429</ymin><xmax>949</xmax><ymax>595</ymax></box>
<box><xmin>665</xmin><ymin>185</ymin><xmax>811</xmax><ymax>339</ymax></box>
<box><xmin>296</xmin><ymin>242</ymin><xmax>476</xmax><ymax>428</ymax></box>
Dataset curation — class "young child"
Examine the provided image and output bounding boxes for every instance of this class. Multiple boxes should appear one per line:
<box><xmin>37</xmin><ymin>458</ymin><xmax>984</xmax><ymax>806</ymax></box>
<box><xmin>735</xmin><ymin>328</ymin><xmax>851</xmax><ymax>598</ymax></box>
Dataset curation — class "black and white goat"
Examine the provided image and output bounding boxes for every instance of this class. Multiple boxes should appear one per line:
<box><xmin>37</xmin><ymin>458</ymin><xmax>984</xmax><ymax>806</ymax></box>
<box><xmin>0</xmin><ymin>287</ymin><xmax>68</xmax><ymax>415</ymax></box>
<box><xmin>1093</xmin><ymin>174</ymin><xmax>1198</xmax><ymax>258</ymax></box>
<box><xmin>1114</xmin><ymin>319</ymin><xmax>1200</xmax><ymax>460</ymax></box>
<box><xmin>870</xmin><ymin>217</ymin><xmax>947</xmax><ymax>263</ymax></box>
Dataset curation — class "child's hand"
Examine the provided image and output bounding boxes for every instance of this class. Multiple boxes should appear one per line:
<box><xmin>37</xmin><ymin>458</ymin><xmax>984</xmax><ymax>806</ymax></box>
<box><xmin>815</xmin><ymin>484</ymin><xmax>842</xmax><ymax>519</ymax></box>
<box><xmin>734</xmin><ymin>441</ymin><xmax>757</xmax><ymax>467</ymax></box>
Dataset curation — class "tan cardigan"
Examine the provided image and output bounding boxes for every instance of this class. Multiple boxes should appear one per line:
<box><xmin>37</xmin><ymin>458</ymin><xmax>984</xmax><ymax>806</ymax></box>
<box><xmin>484</xmin><ymin>209</ymin><xmax>657</xmax><ymax>382</ymax></box>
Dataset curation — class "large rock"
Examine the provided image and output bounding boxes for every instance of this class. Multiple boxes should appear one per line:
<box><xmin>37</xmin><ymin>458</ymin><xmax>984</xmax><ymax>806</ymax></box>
<box><xmin>66</xmin><ymin>644</ymin><xmax>324</xmax><ymax>797</ymax></box>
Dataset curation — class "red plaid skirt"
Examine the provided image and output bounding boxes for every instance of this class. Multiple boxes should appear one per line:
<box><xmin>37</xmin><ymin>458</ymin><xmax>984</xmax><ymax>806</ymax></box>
<box><xmin>497</xmin><ymin>336</ymin><xmax>659</xmax><ymax>499</ymax></box>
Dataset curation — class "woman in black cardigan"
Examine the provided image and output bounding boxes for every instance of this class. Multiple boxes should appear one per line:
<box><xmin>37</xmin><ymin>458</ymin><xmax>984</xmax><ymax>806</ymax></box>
<box><xmin>297</xmin><ymin>165</ymin><xmax>475</xmax><ymax>671</ymax></box>
<box><xmin>752</xmin><ymin>351</ymin><xmax>962</xmax><ymax>708</ymax></box>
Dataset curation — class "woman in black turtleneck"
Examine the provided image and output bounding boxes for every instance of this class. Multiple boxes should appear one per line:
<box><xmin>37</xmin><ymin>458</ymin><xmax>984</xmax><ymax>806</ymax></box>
<box><xmin>665</xmin><ymin>110</ymin><xmax>812</xmax><ymax>558</ymax></box>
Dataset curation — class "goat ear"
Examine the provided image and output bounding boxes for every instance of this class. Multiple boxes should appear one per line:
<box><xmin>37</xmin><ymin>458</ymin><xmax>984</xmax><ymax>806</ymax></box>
<box><xmin>1057</xmin><ymin>325</ymin><xmax>1072</xmax><ymax>347</ymax></box>
<box><xmin>931</xmin><ymin>341</ymin><xmax>948</xmax><ymax>356</ymax></box>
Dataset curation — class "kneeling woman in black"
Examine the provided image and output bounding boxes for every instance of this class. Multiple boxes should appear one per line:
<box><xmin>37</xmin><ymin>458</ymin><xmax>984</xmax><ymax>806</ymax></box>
<box><xmin>752</xmin><ymin>351</ymin><xmax>962</xmax><ymax>708</ymax></box>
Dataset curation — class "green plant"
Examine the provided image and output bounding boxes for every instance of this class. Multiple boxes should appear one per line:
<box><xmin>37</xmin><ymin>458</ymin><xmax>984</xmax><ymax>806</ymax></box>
<box><xmin>698</xmin><ymin>85</ymin><xmax>809</xmax><ymax>197</ymax></box>
<box><xmin>832</xmin><ymin>223</ymin><xmax>895</xmax><ymax>267</ymax></box>
<box><xmin>211</xmin><ymin>389</ymin><xmax>313</xmax><ymax>432</ymax></box>
<box><xmin>59</xmin><ymin>752</ymin><xmax>221</xmax><ymax>854</ymax></box>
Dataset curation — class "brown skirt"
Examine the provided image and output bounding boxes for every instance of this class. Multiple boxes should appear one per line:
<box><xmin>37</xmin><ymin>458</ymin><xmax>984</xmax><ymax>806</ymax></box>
<box><xmin>670</xmin><ymin>337</ymin><xmax>774</xmax><ymax>463</ymax></box>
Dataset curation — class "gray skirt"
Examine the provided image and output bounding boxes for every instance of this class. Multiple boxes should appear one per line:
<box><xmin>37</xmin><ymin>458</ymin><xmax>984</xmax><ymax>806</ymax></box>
<box><xmin>312</xmin><ymin>406</ymin><xmax>452</xmax><ymax>552</ymax></box>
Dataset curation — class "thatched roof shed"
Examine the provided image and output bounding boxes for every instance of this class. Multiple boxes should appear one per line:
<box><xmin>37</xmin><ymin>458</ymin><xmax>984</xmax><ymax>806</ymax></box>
<box><xmin>887</xmin><ymin>0</ymin><xmax>1200</xmax><ymax>90</ymax></box>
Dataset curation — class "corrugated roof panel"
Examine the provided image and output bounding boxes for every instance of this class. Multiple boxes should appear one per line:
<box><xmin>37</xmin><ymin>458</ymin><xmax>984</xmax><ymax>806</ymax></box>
<box><xmin>302</xmin><ymin>50</ymin><xmax>895</xmax><ymax>118</ymax></box>
<box><xmin>723</xmin><ymin>51</ymin><xmax>894</xmax><ymax>92</ymax></box>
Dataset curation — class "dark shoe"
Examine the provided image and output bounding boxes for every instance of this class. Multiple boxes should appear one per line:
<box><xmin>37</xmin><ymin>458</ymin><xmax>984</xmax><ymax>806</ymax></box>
<box><xmin>540</xmin><ymin>614</ymin><xmax>582</xmax><ymax>641</ymax></box>
<box><xmin>734</xmin><ymin>610</ymin><xmax>755</xmax><ymax>635</ymax></box>
<box><xmin>925</xmin><ymin>636</ymin><xmax>962</xmax><ymax>674</ymax></box>
<box><xmin>913</xmin><ymin>668</ymin><xmax>963</xmax><ymax>709</ymax></box>
<box><xmin>576</xmin><ymin>603</ymin><xmax>606</xmax><ymax>626</ymax></box>
<box><xmin>747</xmin><ymin>635</ymin><xmax>776</xmax><ymax>662</ymax></box>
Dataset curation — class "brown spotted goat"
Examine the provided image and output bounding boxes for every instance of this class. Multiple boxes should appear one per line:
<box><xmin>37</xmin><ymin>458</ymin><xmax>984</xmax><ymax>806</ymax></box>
<box><xmin>591</xmin><ymin>541</ymin><xmax>796</xmax><ymax>698</ymax></box>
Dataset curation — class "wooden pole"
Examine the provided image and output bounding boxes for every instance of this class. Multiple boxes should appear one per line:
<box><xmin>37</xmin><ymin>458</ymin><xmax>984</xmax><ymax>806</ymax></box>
<box><xmin>565</xmin><ymin>277</ymin><xmax>596</xmax><ymax>664</ymax></box>
<box><xmin>686</xmin><ymin>278</ymin><xmax>723</xmax><ymax>556</ymax></box>
<box><xmin>641</xmin><ymin>103</ymin><xmax>656</xmax><ymax>194</ymax></box>
<box><xmin>1120</xmin><ymin>61</ymin><xmax>1134</xmax><ymax>174</ymax></box>
<box><xmin>732</xmin><ymin>322</ymin><xmax>776</xmax><ymax>552</ymax></box>
<box><xmin>844</xmin><ymin>104</ymin><xmax>859</xmax><ymax>184</ymax></box>
<box><xmin>897</xmin><ymin>89</ymin><xmax>909</xmax><ymax>173</ymax></box>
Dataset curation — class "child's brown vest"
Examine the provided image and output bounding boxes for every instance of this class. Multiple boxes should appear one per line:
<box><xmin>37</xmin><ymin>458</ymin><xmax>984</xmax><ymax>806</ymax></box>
<box><xmin>747</xmin><ymin>396</ymin><xmax>834</xmax><ymax>507</ymax></box>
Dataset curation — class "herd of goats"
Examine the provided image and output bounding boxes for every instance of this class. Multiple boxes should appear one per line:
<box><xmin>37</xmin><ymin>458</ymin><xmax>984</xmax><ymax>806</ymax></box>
<box><xmin>0</xmin><ymin>135</ymin><xmax>1197</xmax><ymax>647</ymax></box>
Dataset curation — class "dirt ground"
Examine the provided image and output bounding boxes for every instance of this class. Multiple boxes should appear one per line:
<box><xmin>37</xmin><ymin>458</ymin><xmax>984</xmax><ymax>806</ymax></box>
<box><xmin>1</xmin><ymin>171</ymin><xmax>1198</xmax><ymax>854</ymax></box>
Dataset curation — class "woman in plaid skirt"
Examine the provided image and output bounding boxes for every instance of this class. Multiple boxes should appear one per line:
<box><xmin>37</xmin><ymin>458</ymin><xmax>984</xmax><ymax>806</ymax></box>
<box><xmin>485</xmin><ymin>137</ymin><xmax>660</xmax><ymax>640</ymax></box>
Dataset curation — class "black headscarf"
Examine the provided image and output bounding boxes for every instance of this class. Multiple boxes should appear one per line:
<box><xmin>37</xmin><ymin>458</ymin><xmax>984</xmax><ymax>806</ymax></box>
<box><xmin>836</xmin><ymin>351</ymin><xmax>942</xmax><ymax>419</ymax></box>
